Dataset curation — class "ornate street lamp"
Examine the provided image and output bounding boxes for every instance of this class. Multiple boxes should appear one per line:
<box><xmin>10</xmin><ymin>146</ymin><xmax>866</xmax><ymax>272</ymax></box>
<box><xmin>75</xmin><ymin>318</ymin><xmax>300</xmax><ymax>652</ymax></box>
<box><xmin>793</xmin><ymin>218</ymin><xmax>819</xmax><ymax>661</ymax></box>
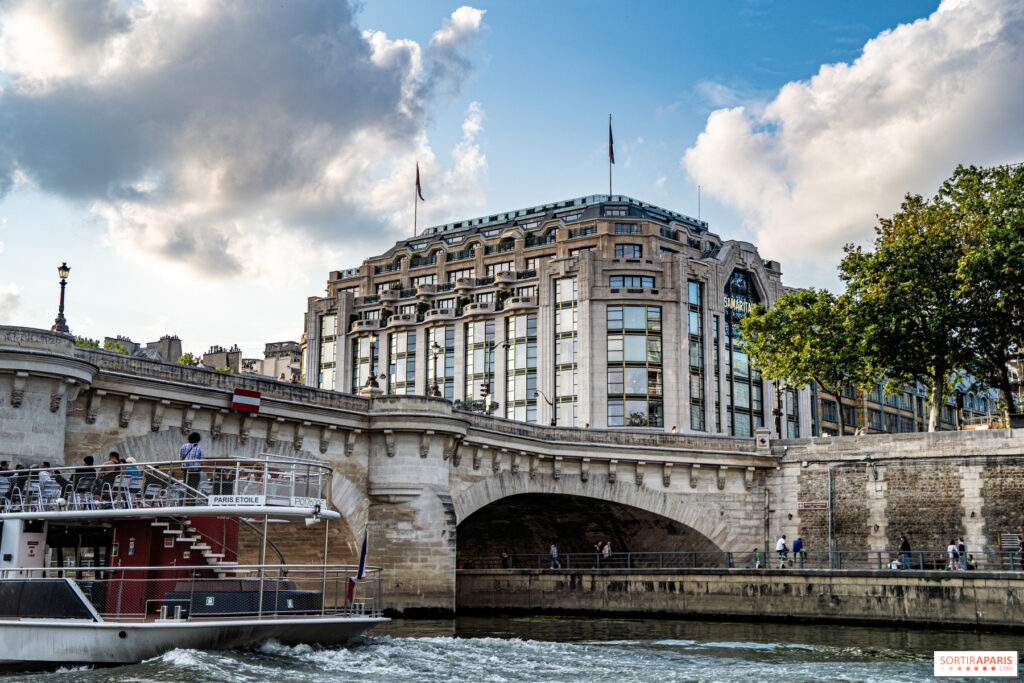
<box><xmin>51</xmin><ymin>262</ymin><xmax>71</xmax><ymax>334</ymax></box>
<box><xmin>429</xmin><ymin>341</ymin><xmax>442</xmax><ymax>398</ymax></box>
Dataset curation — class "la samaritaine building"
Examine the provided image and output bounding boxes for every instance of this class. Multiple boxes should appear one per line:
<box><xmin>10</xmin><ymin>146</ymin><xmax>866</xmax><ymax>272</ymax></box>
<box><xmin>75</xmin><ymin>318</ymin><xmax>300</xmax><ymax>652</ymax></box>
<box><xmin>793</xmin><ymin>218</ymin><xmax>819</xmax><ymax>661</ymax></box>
<box><xmin>303</xmin><ymin>194</ymin><xmax>811</xmax><ymax>437</ymax></box>
<box><xmin>302</xmin><ymin>194</ymin><xmax>995</xmax><ymax>437</ymax></box>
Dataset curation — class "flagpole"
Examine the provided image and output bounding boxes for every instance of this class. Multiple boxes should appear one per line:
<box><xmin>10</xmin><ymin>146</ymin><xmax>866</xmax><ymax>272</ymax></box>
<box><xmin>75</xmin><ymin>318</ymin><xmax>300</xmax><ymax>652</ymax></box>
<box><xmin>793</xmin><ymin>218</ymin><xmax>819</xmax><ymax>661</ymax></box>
<box><xmin>608</xmin><ymin>114</ymin><xmax>613</xmax><ymax>197</ymax></box>
<box><xmin>414</xmin><ymin>178</ymin><xmax>418</xmax><ymax>236</ymax></box>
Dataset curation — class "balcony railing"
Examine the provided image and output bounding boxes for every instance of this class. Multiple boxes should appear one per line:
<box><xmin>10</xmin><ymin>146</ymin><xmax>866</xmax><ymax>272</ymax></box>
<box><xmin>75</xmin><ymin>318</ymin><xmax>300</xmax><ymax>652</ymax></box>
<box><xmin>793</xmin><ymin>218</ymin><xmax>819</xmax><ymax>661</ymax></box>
<box><xmin>409</xmin><ymin>254</ymin><xmax>437</xmax><ymax>268</ymax></box>
<box><xmin>447</xmin><ymin>248</ymin><xmax>475</xmax><ymax>262</ymax></box>
<box><xmin>524</xmin><ymin>234</ymin><xmax>555</xmax><ymax>247</ymax></box>
<box><xmin>516</xmin><ymin>269</ymin><xmax>536</xmax><ymax>279</ymax></box>
<box><xmin>373</xmin><ymin>262</ymin><xmax>402</xmax><ymax>274</ymax></box>
<box><xmin>568</xmin><ymin>226</ymin><xmax>596</xmax><ymax>238</ymax></box>
<box><xmin>484</xmin><ymin>241</ymin><xmax>516</xmax><ymax>255</ymax></box>
<box><xmin>0</xmin><ymin>455</ymin><xmax>331</xmax><ymax>516</ymax></box>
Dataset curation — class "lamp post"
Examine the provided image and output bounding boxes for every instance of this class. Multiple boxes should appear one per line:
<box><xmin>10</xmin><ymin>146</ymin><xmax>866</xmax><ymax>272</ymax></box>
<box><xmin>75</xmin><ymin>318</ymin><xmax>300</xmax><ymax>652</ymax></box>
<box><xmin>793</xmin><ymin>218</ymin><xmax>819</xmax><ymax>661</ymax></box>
<box><xmin>51</xmin><ymin>262</ymin><xmax>71</xmax><ymax>334</ymax></box>
<box><xmin>430</xmin><ymin>341</ymin><xmax>442</xmax><ymax>398</ymax></box>
<box><xmin>533</xmin><ymin>389</ymin><xmax>554</xmax><ymax>426</ymax></box>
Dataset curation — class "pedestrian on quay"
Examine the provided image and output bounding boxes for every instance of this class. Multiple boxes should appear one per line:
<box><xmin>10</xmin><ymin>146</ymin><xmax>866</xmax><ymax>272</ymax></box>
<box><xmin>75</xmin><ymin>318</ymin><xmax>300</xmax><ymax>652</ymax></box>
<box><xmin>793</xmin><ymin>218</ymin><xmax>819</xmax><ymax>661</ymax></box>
<box><xmin>549</xmin><ymin>541</ymin><xmax>561</xmax><ymax>569</ymax></box>
<box><xmin>603</xmin><ymin>541</ymin><xmax>612</xmax><ymax>559</ymax></box>
<box><xmin>947</xmin><ymin>539</ymin><xmax>960</xmax><ymax>570</ymax></box>
<box><xmin>898</xmin><ymin>535</ymin><xmax>912</xmax><ymax>569</ymax></box>
<box><xmin>752</xmin><ymin>548</ymin><xmax>762</xmax><ymax>569</ymax></box>
<box><xmin>776</xmin><ymin>534</ymin><xmax>788</xmax><ymax>568</ymax></box>
<box><xmin>792</xmin><ymin>537</ymin><xmax>806</xmax><ymax>568</ymax></box>
<box><xmin>500</xmin><ymin>548</ymin><xmax>510</xmax><ymax>569</ymax></box>
<box><xmin>965</xmin><ymin>554</ymin><xmax>976</xmax><ymax>570</ymax></box>
<box><xmin>957</xmin><ymin>537</ymin><xmax>967</xmax><ymax>571</ymax></box>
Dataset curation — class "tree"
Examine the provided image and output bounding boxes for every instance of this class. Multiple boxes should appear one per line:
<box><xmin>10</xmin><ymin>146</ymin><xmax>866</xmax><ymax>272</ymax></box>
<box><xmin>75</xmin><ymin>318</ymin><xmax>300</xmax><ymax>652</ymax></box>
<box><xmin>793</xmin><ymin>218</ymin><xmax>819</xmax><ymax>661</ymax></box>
<box><xmin>74</xmin><ymin>337</ymin><xmax>100</xmax><ymax>349</ymax></box>
<box><xmin>740</xmin><ymin>288</ymin><xmax>873</xmax><ymax>436</ymax></box>
<box><xmin>840</xmin><ymin>193</ymin><xmax>974</xmax><ymax>431</ymax></box>
<box><xmin>103</xmin><ymin>340</ymin><xmax>130</xmax><ymax>355</ymax></box>
<box><xmin>942</xmin><ymin>164</ymin><xmax>1024</xmax><ymax>415</ymax></box>
<box><xmin>178</xmin><ymin>353</ymin><xmax>200</xmax><ymax>367</ymax></box>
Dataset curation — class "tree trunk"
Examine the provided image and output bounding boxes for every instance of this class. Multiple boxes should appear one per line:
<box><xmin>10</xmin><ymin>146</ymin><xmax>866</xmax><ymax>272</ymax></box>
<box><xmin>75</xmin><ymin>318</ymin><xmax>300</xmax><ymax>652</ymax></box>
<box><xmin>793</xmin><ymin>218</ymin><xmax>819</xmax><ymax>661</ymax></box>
<box><xmin>929</xmin><ymin>381</ymin><xmax>943</xmax><ymax>432</ymax></box>
<box><xmin>998</xmin><ymin>364</ymin><xmax>1017</xmax><ymax>415</ymax></box>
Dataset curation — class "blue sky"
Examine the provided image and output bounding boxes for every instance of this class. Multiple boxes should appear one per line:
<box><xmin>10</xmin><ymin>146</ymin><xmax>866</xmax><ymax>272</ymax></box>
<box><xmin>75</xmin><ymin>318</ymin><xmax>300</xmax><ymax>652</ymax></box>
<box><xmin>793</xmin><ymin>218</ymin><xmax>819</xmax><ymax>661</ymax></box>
<box><xmin>0</xmin><ymin>0</ymin><xmax>1021</xmax><ymax>356</ymax></box>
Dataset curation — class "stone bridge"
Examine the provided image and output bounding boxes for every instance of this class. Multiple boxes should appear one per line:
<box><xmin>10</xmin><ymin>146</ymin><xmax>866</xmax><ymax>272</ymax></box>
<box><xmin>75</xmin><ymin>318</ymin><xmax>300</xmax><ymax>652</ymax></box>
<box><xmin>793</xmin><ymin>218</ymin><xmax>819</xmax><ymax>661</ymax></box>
<box><xmin>3</xmin><ymin>326</ymin><xmax>1024</xmax><ymax>615</ymax></box>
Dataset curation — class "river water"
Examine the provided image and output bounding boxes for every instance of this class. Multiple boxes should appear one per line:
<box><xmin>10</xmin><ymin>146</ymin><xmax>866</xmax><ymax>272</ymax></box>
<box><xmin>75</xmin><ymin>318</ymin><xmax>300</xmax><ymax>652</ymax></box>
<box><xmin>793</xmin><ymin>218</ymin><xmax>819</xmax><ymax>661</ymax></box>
<box><xmin>4</xmin><ymin>616</ymin><xmax>1018</xmax><ymax>682</ymax></box>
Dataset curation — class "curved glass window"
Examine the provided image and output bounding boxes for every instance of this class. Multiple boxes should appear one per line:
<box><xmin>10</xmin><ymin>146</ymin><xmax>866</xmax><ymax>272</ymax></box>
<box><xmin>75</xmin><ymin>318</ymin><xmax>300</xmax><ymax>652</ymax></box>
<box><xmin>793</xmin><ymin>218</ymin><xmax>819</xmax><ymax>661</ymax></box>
<box><xmin>724</xmin><ymin>270</ymin><xmax>763</xmax><ymax>436</ymax></box>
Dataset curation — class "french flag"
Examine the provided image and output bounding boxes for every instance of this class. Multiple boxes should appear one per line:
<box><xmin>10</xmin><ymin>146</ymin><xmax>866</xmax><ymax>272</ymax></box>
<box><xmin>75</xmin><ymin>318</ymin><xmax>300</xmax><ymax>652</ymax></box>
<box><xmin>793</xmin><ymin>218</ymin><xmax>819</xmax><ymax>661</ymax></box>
<box><xmin>347</xmin><ymin>527</ymin><xmax>368</xmax><ymax>604</ymax></box>
<box><xmin>231</xmin><ymin>388</ymin><xmax>261</xmax><ymax>413</ymax></box>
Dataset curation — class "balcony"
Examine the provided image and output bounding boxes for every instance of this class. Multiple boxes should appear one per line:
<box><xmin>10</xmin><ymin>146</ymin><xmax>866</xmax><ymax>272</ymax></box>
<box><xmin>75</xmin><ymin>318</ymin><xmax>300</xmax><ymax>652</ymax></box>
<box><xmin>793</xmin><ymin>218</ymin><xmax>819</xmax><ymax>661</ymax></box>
<box><xmin>373</xmin><ymin>261</ymin><xmax>402</xmax><ymax>274</ymax></box>
<box><xmin>416</xmin><ymin>284</ymin><xmax>438</xmax><ymax>297</ymax></box>
<box><xmin>454</xmin><ymin>277</ymin><xmax>476</xmax><ymax>291</ymax></box>
<box><xmin>355</xmin><ymin>294</ymin><xmax>380</xmax><ymax>306</ymax></box>
<box><xmin>447</xmin><ymin>248</ymin><xmax>475</xmax><ymax>262</ymax></box>
<box><xmin>568</xmin><ymin>225</ymin><xmax>596</xmax><ymax>239</ymax></box>
<box><xmin>525</xmin><ymin>234</ymin><xmax>555</xmax><ymax>247</ymax></box>
<box><xmin>425</xmin><ymin>308</ymin><xmax>456</xmax><ymax>321</ymax></box>
<box><xmin>495</xmin><ymin>271</ymin><xmax>516</xmax><ymax>284</ymax></box>
<box><xmin>387</xmin><ymin>313</ymin><xmax>418</xmax><ymax>327</ymax></box>
<box><xmin>352</xmin><ymin>318</ymin><xmax>380</xmax><ymax>332</ymax></box>
<box><xmin>516</xmin><ymin>269</ymin><xmax>537</xmax><ymax>280</ymax></box>
<box><xmin>463</xmin><ymin>301</ymin><xmax>495</xmax><ymax>315</ymax></box>
<box><xmin>485</xmin><ymin>241</ymin><xmax>516</xmax><ymax>255</ymax></box>
<box><xmin>660</xmin><ymin>227</ymin><xmax>678</xmax><ymax>241</ymax></box>
<box><xmin>505</xmin><ymin>296</ymin><xmax>537</xmax><ymax>310</ymax></box>
<box><xmin>379</xmin><ymin>289</ymin><xmax>400</xmax><ymax>301</ymax></box>
<box><xmin>409</xmin><ymin>254</ymin><xmax>437</xmax><ymax>268</ymax></box>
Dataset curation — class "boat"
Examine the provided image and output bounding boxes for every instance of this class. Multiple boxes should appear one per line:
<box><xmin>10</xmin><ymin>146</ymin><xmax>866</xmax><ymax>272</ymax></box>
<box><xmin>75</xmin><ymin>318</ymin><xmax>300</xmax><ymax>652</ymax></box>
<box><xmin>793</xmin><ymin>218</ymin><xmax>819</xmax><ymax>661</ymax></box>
<box><xmin>0</xmin><ymin>453</ymin><xmax>388</xmax><ymax>668</ymax></box>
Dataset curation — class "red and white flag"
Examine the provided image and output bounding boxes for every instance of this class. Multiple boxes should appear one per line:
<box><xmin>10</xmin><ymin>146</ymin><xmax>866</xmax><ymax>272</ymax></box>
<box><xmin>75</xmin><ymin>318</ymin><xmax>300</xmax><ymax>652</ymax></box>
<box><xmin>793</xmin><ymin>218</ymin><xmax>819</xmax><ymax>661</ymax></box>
<box><xmin>231</xmin><ymin>388</ymin><xmax>261</xmax><ymax>413</ymax></box>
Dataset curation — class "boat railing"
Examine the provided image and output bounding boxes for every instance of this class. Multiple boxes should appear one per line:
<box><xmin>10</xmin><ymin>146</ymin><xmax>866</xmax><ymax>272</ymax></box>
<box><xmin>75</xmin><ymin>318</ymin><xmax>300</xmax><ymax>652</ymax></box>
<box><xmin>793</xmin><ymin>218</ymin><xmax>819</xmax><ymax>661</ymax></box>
<box><xmin>1</xmin><ymin>564</ymin><xmax>384</xmax><ymax>623</ymax></box>
<box><xmin>0</xmin><ymin>456</ymin><xmax>330</xmax><ymax>515</ymax></box>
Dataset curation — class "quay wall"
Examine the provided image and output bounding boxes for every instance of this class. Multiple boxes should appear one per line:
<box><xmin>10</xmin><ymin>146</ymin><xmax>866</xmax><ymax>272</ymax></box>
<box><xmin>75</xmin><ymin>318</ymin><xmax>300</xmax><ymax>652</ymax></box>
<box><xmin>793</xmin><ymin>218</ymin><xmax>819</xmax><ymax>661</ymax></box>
<box><xmin>457</xmin><ymin>569</ymin><xmax>1024</xmax><ymax>630</ymax></box>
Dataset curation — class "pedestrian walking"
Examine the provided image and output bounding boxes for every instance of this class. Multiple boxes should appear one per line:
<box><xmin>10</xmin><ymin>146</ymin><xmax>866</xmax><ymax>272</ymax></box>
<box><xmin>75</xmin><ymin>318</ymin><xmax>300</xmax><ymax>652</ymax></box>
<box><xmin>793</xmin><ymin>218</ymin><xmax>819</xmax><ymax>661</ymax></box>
<box><xmin>179</xmin><ymin>432</ymin><xmax>204</xmax><ymax>501</ymax></box>
<box><xmin>776</xmin><ymin>534</ymin><xmax>788</xmax><ymax>568</ymax></box>
<box><xmin>602</xmin><ymin>541</ymin><xmax>612</xmax><ymax>558</ymax></box>
<box><xmin>957</xmin><ymin>538</ymin><xmax>967</xmax><ymax>571</ymax></box>
<box><xmin>549</xmin><ymin>541</ymin><xmax>561</xmax><ymax>569</ymax></box>
<box><xmin>792</xmin><ymin>537</ymin><xmax>806</xmax><ymax>568</ymax></box>
<box><xmin>753</xmin><ymin>548</ymin><xmax>762</xmax><ymax>569</ymax></box>
<box><xmin>947</xmin><ymin>539</ymin><xmax>960</xmax><ymax>570</ymax></box>
<box><xmin>898</xmin><ymin>535</ymin><xmax>912</xmax><ymax>570</ymax></box>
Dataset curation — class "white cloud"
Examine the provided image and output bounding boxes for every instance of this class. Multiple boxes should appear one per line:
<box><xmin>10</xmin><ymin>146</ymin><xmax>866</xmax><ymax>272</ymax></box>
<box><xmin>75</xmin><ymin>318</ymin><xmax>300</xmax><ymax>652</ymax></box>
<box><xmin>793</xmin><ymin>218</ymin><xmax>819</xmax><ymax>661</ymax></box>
<box><xmin>683</xmin><ymin>0</ymin><xmax>1024</xmax><ymax>284</ymax></box>
<box><xmin>0</xmin><ymin>1</ymin><xmax>489</xmax><ymax>278</ymax></box>
<box><xmin>0</xmin><ymin>284</ymin><xmax>21</xmax><ymax>323</ymax></box>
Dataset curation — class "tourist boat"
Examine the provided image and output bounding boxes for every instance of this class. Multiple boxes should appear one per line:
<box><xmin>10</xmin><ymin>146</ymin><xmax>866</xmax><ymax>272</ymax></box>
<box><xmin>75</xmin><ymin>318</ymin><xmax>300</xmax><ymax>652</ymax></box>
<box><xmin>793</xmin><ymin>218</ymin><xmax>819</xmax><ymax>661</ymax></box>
<box><xmin>0</xmin><ymin>454</ymin><xmax>387</xmax><ymax>668</ymax></box>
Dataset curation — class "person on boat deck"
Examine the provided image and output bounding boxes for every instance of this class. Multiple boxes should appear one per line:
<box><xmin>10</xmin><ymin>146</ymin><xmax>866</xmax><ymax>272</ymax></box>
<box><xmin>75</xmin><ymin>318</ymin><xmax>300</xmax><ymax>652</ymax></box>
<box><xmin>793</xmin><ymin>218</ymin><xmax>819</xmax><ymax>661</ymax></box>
<box><xmin>124</xmin><ymin>457</ymin><xmax>142</xmax><ymax>484</ymax></box>
<box><xmin>10</xmin><ymin>465</ymin><xmax>29</xmax><ymax>498</ymax></box>
<box><xmin>180</xmin><ymin>432</ymin><xmax>204</xmax><ymax>499</ymax></box>
<box><xmin>95</xmin><ymin>452</ymin><xmax>121</xmax><ymax>495</ymax></box>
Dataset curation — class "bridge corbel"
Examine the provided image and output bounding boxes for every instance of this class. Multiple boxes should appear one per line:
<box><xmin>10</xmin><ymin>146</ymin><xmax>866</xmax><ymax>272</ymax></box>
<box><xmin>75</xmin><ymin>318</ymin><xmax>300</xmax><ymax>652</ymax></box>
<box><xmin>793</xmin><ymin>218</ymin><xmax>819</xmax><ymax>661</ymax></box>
<box><xmin>49</xmin><ymin>378</ymin><xmax>69</xmax><ymax>412</ymax></box>
<box><xmin>443</xmin><ymin>434</ymin><xmax>463</xmax><ymax>461</ymax></box>
<box><xmin>511</xmin><ymin>451</ymin><xmax>522</xmax><ymax>475</ymax></box>
<box><xmin>211</xmin><ymin>409</ymin><xmax>227</xmax><ymax>439</ymax></box>
<box><xmin>635</xmin><ymin>461</ymin><xmax>645</xmax><ymax>486</ymax></box>
<box><xmin>473</xmin><ymin>446</ymin><xmax>487</xmax><ymax>470</ymax></box>
<box><xmin>580</xmin><ymin>457</ymin><xmax>590</xmax><ymax>482</ymax></box>
<box><xmin>181</xmin><ymin>404</ymin><xmax>200</xmax><ymax>435</ymax></box>
<box><xmin>716</xmin><ymin>465</ymin><xmax>728</xmax><ymax>490</ymax></box>
<box><xmin>420</xmin><ymin>430</ymin><xmax>435</xmax><ymax>459</ymax></box>
<box><xmin>383</xmin><ymin>429</ymin><xmax>396</xmax><ymax>457</ymax></box>
<box><xmin>745</xmin><ymin>466</ymin><xmax>756</xmax><ymax>491</ymax></box>
<box><xmin>345</xmin><ymin>428</ymin><xmax>359</xmax><ymax>456</ymax></box>
<box><xmin>266</xmin><ymin>417</ymin><xmax>285</xmax><ymax>446</ymax></box>
<box><xmin>552</xmin><ymin>456</ymin><xmax>562</xmax><ymax>481</ymax></box>
<box><xmin>9</xmin><ymin>371</ymin><xmax>27</xmax><ymax>408</ymax></box>
<box><xmin>150</xmin><ymin>399</ymin><xmax>169</xmax><ymax>432</ymax></box>
<box><xmin>319</xmin><ymin>425</ymin><xmax>336</xmax><ymax>454</ymax></box>
<box><xmin>494</xmin><ymin>448</ymin><xmax>507</xmax><ymax>473</ymax></box>
<box><xmin>529</xmin><ymin>453</ymin><xmax>538</xmax><ymax>479</ymax></box>
<box><xmin>689</xmin><ymin>463</ymin><xmax>700</xmax><ymax>489</ymax></box>
<box><xmin>294</xmin><ymin>421</ymin><xmax>310</xmax><ymax>450</ymax></box>
<box><xmin>607</xmin><ymin>459</ymin><xmax>617</xmax><ymax>484</ymax></box>
<box><xmin>86</xmin><ymin>389</ymin><xmax>106</xmax><ymax>424</ymax></box>
<box><xmin>119</xmin><ymin>394</ymin><xmax>139</xmax><ymax>428</ymax></box>
<box><xmin>662</xmin><ymin>462</ymin><xmax>672</xmax><ymax>487</ymax></box>
<box><xmin>239</xmin><ymin>414</ymin><xmax>255</xmax><ymax>443</ymax></box>
<box><xmin>452</xmin><ymin>443</ymin><xmax>463</xmax><ymax>468</ymax></box>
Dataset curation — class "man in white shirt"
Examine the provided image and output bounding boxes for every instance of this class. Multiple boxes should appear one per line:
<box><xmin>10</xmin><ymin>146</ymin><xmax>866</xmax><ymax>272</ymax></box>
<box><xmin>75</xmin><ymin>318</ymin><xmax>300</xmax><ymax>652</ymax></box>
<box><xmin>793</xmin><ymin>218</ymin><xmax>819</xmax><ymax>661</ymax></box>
<box><xmin>776</xmin><ymin>534</ymin><xmax>788</xmax><ymax>568</ymax></box>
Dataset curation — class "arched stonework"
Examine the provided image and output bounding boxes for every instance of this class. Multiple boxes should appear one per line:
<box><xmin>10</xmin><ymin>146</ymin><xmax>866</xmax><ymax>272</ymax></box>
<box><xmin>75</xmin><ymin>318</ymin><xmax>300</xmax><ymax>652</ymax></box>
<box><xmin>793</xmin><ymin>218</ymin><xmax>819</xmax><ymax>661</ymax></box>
<box><xmin>452</xmin><ymin>471</ymin><xmax>757</xmax><ymax>551</ymax></box>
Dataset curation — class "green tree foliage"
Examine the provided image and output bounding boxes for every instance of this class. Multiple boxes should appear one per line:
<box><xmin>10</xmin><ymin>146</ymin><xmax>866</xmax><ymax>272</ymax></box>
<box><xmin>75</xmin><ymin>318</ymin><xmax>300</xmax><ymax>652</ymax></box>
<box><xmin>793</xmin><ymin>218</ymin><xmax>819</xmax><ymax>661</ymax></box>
<box><xmin>74</xmin><ymin>337</ymin><xmax>100</xmax><ymax>349</ymax></box>
<box><xmin>942</xmin><ymin>164</ymin><xmax>1024</xmax><ymax>414</ymax></box>
<box><xmin>840</xmin><ymin>193</ymin><xmax>974</xmax><ymax>431</ymax></box>
<box><xmin>102</xmin><ymin>340</ymin><xmax>130</xmax><ymax>355</ymax></box>
<box><xmin>740</xmin><ymin>288</ymin><xmax>873</xmax><ymax>435</ymax></box>
<box><xmin>178</xmin><ymin>352</ymin><xmax>200</xmax><ymax>367</ymax></box>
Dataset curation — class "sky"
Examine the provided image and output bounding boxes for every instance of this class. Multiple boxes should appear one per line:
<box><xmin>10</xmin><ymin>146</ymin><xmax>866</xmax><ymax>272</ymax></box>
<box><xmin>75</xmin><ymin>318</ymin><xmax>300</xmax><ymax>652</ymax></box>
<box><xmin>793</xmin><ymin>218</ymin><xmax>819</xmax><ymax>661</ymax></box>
<box><xmin>0</xmin><ymin>0</ymin><xmax>1022</xmax><ymax>357</ymax></box>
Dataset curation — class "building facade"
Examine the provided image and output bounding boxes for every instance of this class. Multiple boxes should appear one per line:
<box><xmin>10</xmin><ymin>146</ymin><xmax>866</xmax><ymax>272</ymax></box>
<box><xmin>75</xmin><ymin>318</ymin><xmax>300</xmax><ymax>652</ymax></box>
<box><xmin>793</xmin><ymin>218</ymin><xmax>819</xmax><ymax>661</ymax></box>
<box><xmin>304</xmin><ymin>194</ymin><xmax>813</xmax><ymax>437</ymax></box>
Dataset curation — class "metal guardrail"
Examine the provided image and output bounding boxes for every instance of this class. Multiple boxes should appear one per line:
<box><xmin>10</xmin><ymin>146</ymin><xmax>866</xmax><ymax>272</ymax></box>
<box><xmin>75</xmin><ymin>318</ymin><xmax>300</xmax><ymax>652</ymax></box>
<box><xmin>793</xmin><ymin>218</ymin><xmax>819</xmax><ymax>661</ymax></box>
<box><xmin>1</xmin><ymin>564</ymin><xmax>383</xmax><ymax>622</ymax></box>
<box><xmin>0</xmin><ymin>455</ymin><xmax>330</xmax><ymax>514</ymax></box>
<box><xmin>461</xmin><ymin>550</ymin><xmax>1024</xmax><ymax>571</ymax></box>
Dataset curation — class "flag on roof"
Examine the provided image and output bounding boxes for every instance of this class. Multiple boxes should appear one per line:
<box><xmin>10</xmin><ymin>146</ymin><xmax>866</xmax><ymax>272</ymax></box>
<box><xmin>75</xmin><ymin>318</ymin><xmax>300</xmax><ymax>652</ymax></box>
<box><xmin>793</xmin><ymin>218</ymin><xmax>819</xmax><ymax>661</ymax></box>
<box><xmin>608</xmin><ymin>116</ymin><xmax>615</xmax><ymax>165</ymax></box>
<box><xmin>416</xmin><ymin>162</ymin><xmax>425</xmax><ymax>201</ymax></box>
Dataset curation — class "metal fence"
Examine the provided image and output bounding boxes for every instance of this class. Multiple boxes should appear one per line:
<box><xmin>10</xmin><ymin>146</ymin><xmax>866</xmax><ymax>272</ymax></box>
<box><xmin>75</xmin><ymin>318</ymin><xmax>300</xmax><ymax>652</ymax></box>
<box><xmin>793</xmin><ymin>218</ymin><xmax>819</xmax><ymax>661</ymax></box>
<box><xmin>461</xmin><ymin>550</ymin><xmax>1024</xmax><ymax>572</ymax></box>
<box><xmin>2</xmin><ymin>564</ymin><xmax>383</xmax><ymax>622</ymax></box>
<box><xmin>0</xmin><ymin>455</ymin><xmax>330</xmax><ymax>514</ymax></box>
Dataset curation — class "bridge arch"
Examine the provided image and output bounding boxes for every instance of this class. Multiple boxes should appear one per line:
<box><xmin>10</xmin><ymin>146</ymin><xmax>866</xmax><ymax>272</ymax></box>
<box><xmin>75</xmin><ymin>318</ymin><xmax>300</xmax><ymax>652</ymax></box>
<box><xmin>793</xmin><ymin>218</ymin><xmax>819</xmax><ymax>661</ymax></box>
<box><xmin>452</xmin><ymin>471</ymin><xmax>742</xmax><ymax>556</ymax></box>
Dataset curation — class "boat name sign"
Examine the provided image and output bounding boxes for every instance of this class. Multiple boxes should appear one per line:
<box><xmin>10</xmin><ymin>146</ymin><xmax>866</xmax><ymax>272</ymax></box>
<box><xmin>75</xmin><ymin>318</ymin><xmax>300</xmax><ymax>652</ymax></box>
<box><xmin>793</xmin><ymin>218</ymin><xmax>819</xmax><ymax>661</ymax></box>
<box><xmin>210</xmin><ymin>494</ymin><xmax>267</xmax><ymax>506</ymax></box>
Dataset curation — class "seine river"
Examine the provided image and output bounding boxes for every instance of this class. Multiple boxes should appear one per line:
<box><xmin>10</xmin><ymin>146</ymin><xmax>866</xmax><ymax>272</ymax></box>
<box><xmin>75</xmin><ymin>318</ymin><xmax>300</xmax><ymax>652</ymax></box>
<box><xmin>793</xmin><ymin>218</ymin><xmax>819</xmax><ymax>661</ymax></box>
<box><xmin>4</xmin><ymin>616</ymin><xmax>1019</xmax><ymax>682</ymax></box>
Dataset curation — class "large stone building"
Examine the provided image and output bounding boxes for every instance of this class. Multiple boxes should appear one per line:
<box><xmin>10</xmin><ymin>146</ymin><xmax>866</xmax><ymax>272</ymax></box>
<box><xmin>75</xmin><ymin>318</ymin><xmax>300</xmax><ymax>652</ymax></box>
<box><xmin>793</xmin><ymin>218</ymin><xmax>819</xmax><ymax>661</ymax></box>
<box><xmin>304</xmin><ymin>194</ymin><xmax>810</xmax><ymax>437</ymax></box>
